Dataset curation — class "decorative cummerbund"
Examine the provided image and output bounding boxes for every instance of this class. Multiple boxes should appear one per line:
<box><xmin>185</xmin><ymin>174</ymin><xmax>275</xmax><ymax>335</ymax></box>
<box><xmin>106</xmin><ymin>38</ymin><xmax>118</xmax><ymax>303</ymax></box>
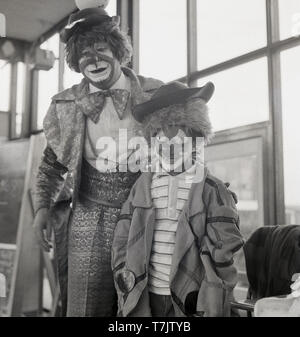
<box><xmin>79</xmin><ymin>158</ymin><xmax>140</xmax><ymax>207</ymax></box>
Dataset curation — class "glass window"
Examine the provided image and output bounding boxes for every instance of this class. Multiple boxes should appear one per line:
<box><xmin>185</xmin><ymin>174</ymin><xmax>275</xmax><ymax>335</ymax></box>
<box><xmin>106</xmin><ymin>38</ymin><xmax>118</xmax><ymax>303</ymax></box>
<box><xmin>279</xmin><ymin>0</ymin><xmax>300</xmax><ymax>40</ymax></box>
<box><xmin>64</xmin><ymin>60</ymin><xmax>83</xmax><ymax>89</ymax></box>
<box><xmin>40</xmin><ymin>33</ymin><xmax>60</xmax><ymax>58</ymax></box>
<box><xmin>206</xmin><ymin>138</ymin><xmax>265</xmax><ymax>238</ymax></box>
<box><xmin>0</xmin><ymin>60</ymin><xmax>11</xmax><ymax>112</ymax></box>
<box><xmin>37</xmin><ymin>61</ymin><xmax>59</xmax><ymax>130</ymax></box>
<box><xmin>37</xmin><ymin>33</ymin><xmax>60</xmax><ymax>130</ymax></box>
<box><xmin>106</xmin><ymin>0</ymin><xmax>117</xmax><ymax>16</ymax></box>
<box><xmin>281</xmin><ymin>46</ymin><xmax>300</xmax><ymax>224</ymax></box>
<box><xmin>197</xmin><ymin>58</ymin><xmax>269</xmax><ymax>132</ymax></box>
<box><xmin>197</xmin><ymin>0</ymin><xmax>267</xmax><ymax>69</ymax></box>
<box><xmin>139</xmin><ymin>0</ymin><xmax>187</xmax><ymax>82</ymax></box>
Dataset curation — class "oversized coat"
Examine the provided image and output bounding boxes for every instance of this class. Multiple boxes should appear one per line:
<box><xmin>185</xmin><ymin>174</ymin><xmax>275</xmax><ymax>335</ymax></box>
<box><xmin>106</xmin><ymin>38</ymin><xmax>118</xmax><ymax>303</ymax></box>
<box><xmin>112</xmin><ymin>169</ymin><xmax>245</xmax><ymax>317</ymax></box>
<box><xmin>34</xmin><ymin>67</ymin><xmax>164</xmax><ymax>315</ymax></box>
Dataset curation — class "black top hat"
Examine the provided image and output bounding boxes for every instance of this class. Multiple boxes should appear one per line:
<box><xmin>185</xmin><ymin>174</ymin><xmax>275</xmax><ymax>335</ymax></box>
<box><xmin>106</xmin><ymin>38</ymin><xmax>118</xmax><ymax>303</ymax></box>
<box><xmin>60</xmin><ymin>7</ymin><xmax>112</xmax><ymax>43</ymax></box>
<box><xmin>133</xmin><ymin>81</ymin><xmax>215</xmax><ymax>123</ymax></box>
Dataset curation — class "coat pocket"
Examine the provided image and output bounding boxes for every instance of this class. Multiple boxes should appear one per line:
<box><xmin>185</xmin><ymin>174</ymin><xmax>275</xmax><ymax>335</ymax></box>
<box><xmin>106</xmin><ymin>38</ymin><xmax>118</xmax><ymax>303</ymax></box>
<box><xmin>196</xmin><ymin>251</ymin><xmax>232</xmax><ymax>317</ymax></box>
<box><xmin>196</xmin><ymin>278</ymin><xmax>227</xmax><ymax>317</ymax></box>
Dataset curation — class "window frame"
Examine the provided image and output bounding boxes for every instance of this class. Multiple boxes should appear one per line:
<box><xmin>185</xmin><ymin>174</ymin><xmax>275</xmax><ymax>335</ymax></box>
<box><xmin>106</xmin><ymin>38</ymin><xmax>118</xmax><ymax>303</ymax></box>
<box><xmin>31</xmin><ymin>34</ymin><xmax>61</xmax><ymax>133</ymax></box>
<box><xmin>0</xmin><ymin>59</ymin><xmax>19</xmax><ymax>140</ymax></box>
<box><xmin>208</xmin><ymin>121</ymin><xmax>274</xmax><ymax>227</ymax></box>
<box><xmin>191</xmin><ymin>0</ymin><xmax>298</xmax><ymax>226</ymax></box>
<box><xmin>131</xmin><ymin>0</ymin><xmax>300</xmax><ymax>225</ymax></box>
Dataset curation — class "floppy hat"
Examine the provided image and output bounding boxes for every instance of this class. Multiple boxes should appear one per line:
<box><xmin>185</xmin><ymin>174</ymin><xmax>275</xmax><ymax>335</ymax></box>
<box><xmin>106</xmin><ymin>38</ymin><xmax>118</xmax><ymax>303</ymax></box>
<box><xmin>133</xmin><ymin>81</ymin><xmax>215</xmax><ymax>123</ymax></box>
<box><xmin>60</xmin><ymin>0</ymin><xmax>118</xmax><ymax>44</ymax></box>
<box><xmin>60</xmin><ymin>7</ymin><xmax>112</xmax><ymax>43</ymax></box>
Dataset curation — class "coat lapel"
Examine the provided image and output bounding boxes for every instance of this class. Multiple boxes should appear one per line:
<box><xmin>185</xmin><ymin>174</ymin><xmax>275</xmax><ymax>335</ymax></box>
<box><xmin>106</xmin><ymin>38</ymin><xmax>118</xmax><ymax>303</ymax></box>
<box><xmin>170</xmin><ymin>168</ymin><xmax>208</xmax><ymax>283</ymax></box>
<box><xmin>58</xmin><ymin>105</ymin><xmax>86</xmax><ymax>171</ymax></box>
<box><xmin>131</xmin><ymin>172</ymin><xmax>154</xmax><ymax>268</ymax></box>
<box><xmin>49</xmin><ymin>78</ymin><xmax>87</xmax><ymax>171</ymax></box>
<box><xmin>131</xmin><ymin>172</ymin><xmax>153</xmax><ymax>209</ymax></box>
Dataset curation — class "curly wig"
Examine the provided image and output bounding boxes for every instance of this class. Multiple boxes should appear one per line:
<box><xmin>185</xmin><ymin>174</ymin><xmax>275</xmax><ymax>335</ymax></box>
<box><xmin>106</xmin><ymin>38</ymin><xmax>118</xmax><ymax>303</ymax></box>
<box><xmin>65</xmin><ymin>21</ymin><xmax>133</xmax><ymax>72</ymax></box>
<box><xmin>139</xmin><ymin>98</ymin><xmax>214</xmax><ymax>145</ymax></box>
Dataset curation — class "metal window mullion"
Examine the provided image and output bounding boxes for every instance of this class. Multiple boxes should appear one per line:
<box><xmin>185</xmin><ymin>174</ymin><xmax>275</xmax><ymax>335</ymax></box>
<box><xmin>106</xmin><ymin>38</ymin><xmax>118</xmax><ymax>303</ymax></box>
<box><xmin>30</xmin><ymin>70</ymin><xmax>39</xmax><ymax>132</ymax></box>
<box><xmin>118</xmin><ymin>0</ymin><xmax>139</xmax><ymax>72</ymax></box>
<box><xmin>119</xmin><ymin>0</ymin><xmax>129</xmax><ymax>32</ymax></box>
<box><xmin>271</xmin><ymin>35</ymin><xmax>300</xmax><ymax>52</ymax></box>
<box><xmin>131</xmin><ymin>0</ymin><xmax>140</xmax><ymax>74</ymax></box>
<box><xmin>58</xmin><ymin>41</ymin><xmax>65</xmax><ymax>92</ymax></box>
<box><xmin>266</xmin><ymin>0</ymin><xmax>286</xmax><ymax>225</ymax></box>
<box><xmin>187</xmin><ymin>0</ymin><xmax>198</xmax><ymax>87</ymax></box>
<box><xmin>9</xmin><ymin>62</ymin><xmax>18</xmax><ymax>139</ymax></box>
<box><xmin>21</xmin><ymin>51</ymin><xmax>34</xmax><ymax>138</ymax></box>
<box><xmin>175</xmin><ymin>33</ymin><xmax>300</xmax><ymax>84</ymax></box>
<box><xmin>176</xmin><ymin>46</ymin><xmax>268</xmax><ymax>83</ymax></box>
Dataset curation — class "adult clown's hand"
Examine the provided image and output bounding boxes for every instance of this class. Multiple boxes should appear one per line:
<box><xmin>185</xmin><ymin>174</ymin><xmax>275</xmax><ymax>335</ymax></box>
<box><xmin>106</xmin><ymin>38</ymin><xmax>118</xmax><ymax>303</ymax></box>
<box><xmin>33</xmin><ymin>208</ymin><xmax>52</xmax><ymax>252</ymax></box>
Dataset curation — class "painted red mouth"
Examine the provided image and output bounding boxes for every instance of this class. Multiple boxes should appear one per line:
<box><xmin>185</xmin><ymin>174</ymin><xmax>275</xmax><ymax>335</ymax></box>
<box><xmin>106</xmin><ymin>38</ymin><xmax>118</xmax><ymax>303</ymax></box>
<box><xmin>90</xmin><ymin>67</ymin><xmax>107</xmax><ymax>74</ymax></box>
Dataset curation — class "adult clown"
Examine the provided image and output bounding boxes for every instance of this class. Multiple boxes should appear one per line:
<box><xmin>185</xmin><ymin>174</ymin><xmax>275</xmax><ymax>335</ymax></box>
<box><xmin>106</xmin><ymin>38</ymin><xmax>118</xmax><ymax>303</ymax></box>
<box><xmin>33</xmin><ymin>0</ymin><xmax>163</xmax><ymax>316</ymax></box>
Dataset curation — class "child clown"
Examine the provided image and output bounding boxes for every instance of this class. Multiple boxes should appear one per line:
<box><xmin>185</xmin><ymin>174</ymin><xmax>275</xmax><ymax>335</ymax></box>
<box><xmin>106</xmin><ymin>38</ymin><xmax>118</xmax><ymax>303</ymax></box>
<box><xmin>111</xmin><ymin>81</ymin><xmax>244</xmax><ymax>317</ymax></box>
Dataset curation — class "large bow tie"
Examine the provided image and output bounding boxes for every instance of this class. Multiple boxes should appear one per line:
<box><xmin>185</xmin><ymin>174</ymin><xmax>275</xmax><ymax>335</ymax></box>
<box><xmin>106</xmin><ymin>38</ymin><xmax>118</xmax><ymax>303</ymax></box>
<box><xmin>77</xmin><ymin>89</ymin><xmax>130</xmax><ymax>123</ymax></box>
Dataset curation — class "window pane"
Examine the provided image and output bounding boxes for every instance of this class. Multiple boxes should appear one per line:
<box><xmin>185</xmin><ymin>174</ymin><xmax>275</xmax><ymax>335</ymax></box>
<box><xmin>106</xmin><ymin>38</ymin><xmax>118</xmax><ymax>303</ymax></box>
<box><xmin>0</xmin><ymin>60</ymin><xmax>11</xmax><ymax>111</ymax></box>
<box><xmin>40</xmin><ymin>33</ymin><xmax>60</xmax><ymax>58</ymax></box>
<box><xmin>16</xmin><ymin>62</ymin><xmax>25</xmax><ymax>137</ymax></box>
<box><xmin>64</xmin><ymin>61</ymin><xmax>83</xmax><ymax>89</ymax></box>
<box><xmin>139</xmin><ymin>0</ymin><xmax>187</xmax><ymax>82</ymax></box>
<box><xmin>205</xmin><ymin>137</ymin><xmax>264</xmax><ymax>297</ymax></box>
<box><xmin>37</xmin><ymin>61</ymin><xmax>59</xmax><ymax>130</ymax></box>
<box><xmin>197</xmin><ymin>58</ymin><xmax>269</xmax><ymax>132</ymax></box>
<box><xmin>279</xmin><ymin>0</ymin><xmax>300</xmax><ymax>40</ymax></box>
<box><xmin>197</xmin><ymin>0</ymin><xmax>267</xmax><ymax>69</ymax></box>
<box><xmin>106</xmin><ymin>0</ymin><xmax>117</xmax><ymax>15</ymax></box>
<box><xmin>281</xmin><ymin>46</ymin><xmax>300</xmax><ymax>224</ymax></box>
<box><xmin>206</xmin><ymin>139</ymin><xmax>264</xmax><ymax>238</ymax></box>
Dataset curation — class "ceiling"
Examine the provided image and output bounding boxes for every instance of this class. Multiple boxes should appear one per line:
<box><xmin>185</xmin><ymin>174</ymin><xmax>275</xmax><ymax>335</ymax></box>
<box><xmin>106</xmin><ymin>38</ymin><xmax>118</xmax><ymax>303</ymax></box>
<box><xmin>0</xmin><ymin>0</ymin><xmax>76</xmax><ymax>42</ymax></box>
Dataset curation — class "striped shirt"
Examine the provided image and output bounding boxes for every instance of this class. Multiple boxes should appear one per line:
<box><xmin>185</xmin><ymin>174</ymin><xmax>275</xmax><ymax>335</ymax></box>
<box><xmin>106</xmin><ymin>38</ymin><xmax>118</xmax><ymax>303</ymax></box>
<box><xmin>148</xmin><ymin>168</ymin><xmax>195</xmax><ymax>295</ymax></box>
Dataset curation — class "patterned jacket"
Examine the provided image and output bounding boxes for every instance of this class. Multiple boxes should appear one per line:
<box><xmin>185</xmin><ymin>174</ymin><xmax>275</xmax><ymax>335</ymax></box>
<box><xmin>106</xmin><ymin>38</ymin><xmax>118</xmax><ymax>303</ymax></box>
<box><xmin>112</xmin><ymin>169</ymin><xmax>244</xmax><ymax>317</ymax></box>
<box><xmin>34</xmin><ymin>67</ymin><xmax>164</xmax><ymax>315</ymax></box>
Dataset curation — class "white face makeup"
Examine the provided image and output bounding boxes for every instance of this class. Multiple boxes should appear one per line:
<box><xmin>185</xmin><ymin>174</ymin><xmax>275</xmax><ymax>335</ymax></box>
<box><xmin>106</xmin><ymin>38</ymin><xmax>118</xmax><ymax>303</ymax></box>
<box><xmin>78</xmin><ymin>41</ymin><xmax>121</xmax><ymax>89</ymax></box>
<box><xmin>155</xmin><ymin>128</ymin><xmax>192</xmax><ymax>173</ymax></box>
<box><xmin>80</xmin><ymin>43</ymin><xmax>112</xmax><ymax>81</ymax></box>
<box><xmin>84</xmin><ymin>61</ymin><xmax>112</xmax><ymax>82</ymax></box>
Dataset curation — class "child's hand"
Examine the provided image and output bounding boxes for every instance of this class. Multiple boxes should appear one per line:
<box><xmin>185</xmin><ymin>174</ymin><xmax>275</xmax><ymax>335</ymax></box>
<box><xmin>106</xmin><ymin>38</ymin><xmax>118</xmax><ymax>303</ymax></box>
<box><xmin>289</xmin><ymin>273</ymin><xmax>300</xmax><ymax>298</ymax></box>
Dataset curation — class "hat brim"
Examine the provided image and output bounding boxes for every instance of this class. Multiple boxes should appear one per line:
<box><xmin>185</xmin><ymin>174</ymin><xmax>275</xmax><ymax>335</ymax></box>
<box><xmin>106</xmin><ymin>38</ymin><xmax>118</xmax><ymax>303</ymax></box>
<box><xmin>60</xmin><ymin>11</ymin><xmax>111</xmax><ymax>43</ymax></box>
<box><xmin>133</xmin><ymin>82</ymin><xmax>215</xmax><ymax>123</ymax></box>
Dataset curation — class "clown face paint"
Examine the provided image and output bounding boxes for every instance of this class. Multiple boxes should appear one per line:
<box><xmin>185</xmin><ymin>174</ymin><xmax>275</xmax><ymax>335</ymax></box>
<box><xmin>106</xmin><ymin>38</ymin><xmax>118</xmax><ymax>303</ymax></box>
<box><xmin>78</xmin><ymin>41</ymin><xmax>122</xmax><ymax>90</ymax></box>
<box><xmin>154</xmin><ymin>127</ymin><xmax>201</xmax><ymax>175</ymax></box>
